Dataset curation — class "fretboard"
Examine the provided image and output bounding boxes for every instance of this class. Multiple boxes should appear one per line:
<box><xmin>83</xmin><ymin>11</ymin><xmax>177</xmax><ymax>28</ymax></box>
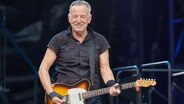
<box><xmin>82</xmin><ymin>82</ymin><xmax>136</xmax><ymax>99</ymax></box>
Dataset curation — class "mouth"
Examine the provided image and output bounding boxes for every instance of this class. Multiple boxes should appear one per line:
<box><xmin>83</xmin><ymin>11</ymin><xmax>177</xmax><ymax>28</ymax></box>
<box><xmin>75</xmin><ymin>25</ymin><xmax>83</xmax><ymax>28</ymax></box>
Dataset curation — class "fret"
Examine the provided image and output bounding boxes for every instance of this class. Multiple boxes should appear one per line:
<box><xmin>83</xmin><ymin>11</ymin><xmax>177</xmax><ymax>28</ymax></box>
<box><xmin>83</xmin><ymin>87</ymin><xmax>109</xmax><ymax>99</ymax></box>
<box><xmin>81</xmin><ymin>78</ymin><xmax>156</xmax><ymax>100</ymax></box>
<box><xmin>120</xmin><ymin>82</ymin><xmax>136</xmax><ymax>90</ymax></box>
<box><xmin>83</xmin><ymin>82</ymin><xmax>137</xmax><ymax>99</ymax></box>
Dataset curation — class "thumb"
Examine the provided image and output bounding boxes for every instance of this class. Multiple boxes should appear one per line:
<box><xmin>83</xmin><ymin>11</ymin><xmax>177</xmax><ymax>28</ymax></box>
<box><xmin>113</xmin><ymin>83</ymin><xmax>119</xmax><ymax>88</ymax></box>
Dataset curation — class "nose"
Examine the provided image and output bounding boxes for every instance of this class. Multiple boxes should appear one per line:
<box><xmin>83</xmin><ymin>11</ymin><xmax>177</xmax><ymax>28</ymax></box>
<box><xmin>76</xmin><ymin>16</ymin><xmax>82</xmax><ymax>22</ymax></box>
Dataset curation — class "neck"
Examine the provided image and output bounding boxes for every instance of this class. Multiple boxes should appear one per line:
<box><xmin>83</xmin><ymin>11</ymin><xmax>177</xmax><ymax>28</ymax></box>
<box><xmin>72</xmin><ymin>30</ymin><xmax>88</xmax><ymax>43</ymax></box>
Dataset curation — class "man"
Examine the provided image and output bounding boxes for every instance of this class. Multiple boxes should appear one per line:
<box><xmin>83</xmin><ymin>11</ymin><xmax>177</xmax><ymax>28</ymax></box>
<box><xmin>38</xmin><ymin>0</ymin><xmax>120</xmax><ymax>104</ymax></box>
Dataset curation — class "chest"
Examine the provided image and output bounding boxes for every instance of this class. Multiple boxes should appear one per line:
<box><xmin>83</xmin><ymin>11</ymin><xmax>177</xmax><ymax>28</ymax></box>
<box><xmin>56</xmin><ymin>37</ymin><xmax>101</xmax><ymax>66</ymax></box>
<box><xmin>59</xmin><ymin>40</ymin><xmax>88</xmax><ymax>60</ymax></box>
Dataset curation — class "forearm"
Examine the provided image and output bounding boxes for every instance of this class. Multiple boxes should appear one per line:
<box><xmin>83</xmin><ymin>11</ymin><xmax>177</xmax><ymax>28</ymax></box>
<box><xmin>99</xmin><ymin>50</ymin><xmax>116</xmax><ymax>85</ymax></box>
<box><xmin>100</xmin><ymin>67</ymin><xmax>115</xmax><ymax>84</ymax></box>
<box><xmin>38</xmin><ymin>67</ymin><xmax>53</xmax><ymax>95</ymax></box>
<box><xmin>38</xmin><ymin>48</ymin><xmax>57</xmax><ymax>95</ymax></box>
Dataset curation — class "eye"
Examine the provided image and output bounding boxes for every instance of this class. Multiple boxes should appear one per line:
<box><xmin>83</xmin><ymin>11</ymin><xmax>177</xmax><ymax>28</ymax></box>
<box><xmin>70</xmin><ymin>14</ymin><xmax>88</xmax><ymax>19</ymax></box>
<box><xmin>80</xmin><ymin>15</ymin><xmax>87</xmax><ymax>19</ymax></box>
<box><xmin>72</xmin><ymin>15</ymin><xmax>78</xmax><ymax>19</ymax></box>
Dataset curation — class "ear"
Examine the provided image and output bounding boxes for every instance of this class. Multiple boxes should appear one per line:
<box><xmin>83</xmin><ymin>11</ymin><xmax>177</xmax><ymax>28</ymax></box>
<box><xmin>68</xmin><ymin>14</ymin><xmax>71</xmax><ymax>23</ymax></box>
<box><xmin>88</xmin><ymin>15</ymin><xmax>92</xmax><ymax>24</ymax></box>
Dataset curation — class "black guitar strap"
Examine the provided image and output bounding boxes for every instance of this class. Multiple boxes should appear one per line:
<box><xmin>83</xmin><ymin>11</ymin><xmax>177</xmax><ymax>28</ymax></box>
<box><xmin>88</xmin><ymin>38</ymin><xmax>95</xmax><ymax>86</ymax></box>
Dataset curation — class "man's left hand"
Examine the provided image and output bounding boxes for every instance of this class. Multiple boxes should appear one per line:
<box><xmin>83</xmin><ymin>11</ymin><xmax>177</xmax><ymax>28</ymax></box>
<box><xmin>109</xmin><ymin>83</ymin><xmax>121</xmax><ymax>96</ymax></box>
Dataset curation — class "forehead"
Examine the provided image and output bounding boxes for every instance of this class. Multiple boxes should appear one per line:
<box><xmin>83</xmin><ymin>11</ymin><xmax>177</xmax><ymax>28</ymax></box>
<box><xmin>70</xmin><ymin>5</ymin><xmax>89</xmax><ymax>14</ymax></box>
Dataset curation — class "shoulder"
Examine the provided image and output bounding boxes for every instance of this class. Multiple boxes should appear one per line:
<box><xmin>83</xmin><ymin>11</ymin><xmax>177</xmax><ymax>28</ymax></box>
<box><xmin>48</xmin><ymin>29</ymin><xmax>70</xmax><ymax>47</ymax></box>
<box><xmin>92</xmin><ymin>31</ymin><xmax>107</xmax><ymax>41</ymax></box>
<box><xmin>52</xmin><ymin>30</ymin><xmax>70</xmax><ymax>41</ymax></box>
<box><xmin>91</xmin><ymin>30</ymin><xmax>110</xmax><ymax>47</ymax></box>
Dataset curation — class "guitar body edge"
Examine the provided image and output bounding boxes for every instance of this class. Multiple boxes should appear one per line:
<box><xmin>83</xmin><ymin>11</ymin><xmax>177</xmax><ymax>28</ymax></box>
<box><xmin>45</xmin><ymin>79</ymin><xmax>90</xmax><ymax>104</ymax></box>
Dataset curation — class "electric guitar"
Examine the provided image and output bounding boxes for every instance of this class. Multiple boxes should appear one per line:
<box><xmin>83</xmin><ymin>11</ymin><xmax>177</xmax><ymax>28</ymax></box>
<box><xmin>46</xmin><ymin>78</ymin><xmax>156</xmax><ymax>104</ymax></box>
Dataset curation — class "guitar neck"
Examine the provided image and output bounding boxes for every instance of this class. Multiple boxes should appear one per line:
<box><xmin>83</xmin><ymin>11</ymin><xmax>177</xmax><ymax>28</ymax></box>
<box><xmin>83</xmin><ymin>82</ymin><xmax>136</xmax><ymax>99</ymax></box>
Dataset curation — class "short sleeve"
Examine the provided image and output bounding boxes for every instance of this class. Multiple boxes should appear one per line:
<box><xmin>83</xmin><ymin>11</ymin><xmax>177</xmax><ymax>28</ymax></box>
<box><xmin>95</xmin><ymin>34</ymin><xmax>110</xmax><ymax>54</ymax></box>
<box><xmin>47</xmin><ymin>34</ymin><xmax>61</xmax><ymax>55</ymax></box>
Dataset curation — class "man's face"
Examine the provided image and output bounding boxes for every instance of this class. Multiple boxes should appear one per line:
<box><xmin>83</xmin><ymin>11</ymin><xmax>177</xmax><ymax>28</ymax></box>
<box><xmin>68</xmin><ymin>5</ymin><xmax>91</xmax><ymax>34</ymax></box>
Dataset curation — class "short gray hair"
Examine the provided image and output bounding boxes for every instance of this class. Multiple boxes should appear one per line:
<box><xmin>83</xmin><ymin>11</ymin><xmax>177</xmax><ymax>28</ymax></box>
<box><xmin>69</xmin><ymin>0</ymin><xmax>91</xmax><ymax>14</ymax></box>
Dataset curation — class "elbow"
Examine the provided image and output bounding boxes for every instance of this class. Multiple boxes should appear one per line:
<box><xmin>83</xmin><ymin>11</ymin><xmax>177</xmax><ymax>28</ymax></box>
<box><xmin>38</xmin><ymin>65</ymin><xmax>49</xmax><ymax>78</ymax></box>
<box><xmin>38</xmin><ymin>67</ymin><xmax>42</xmax><ymax>78</ymax></box>
<box><xmin>38</xmin><ymin>66</ymin><xmax>45</xmax><ymax>78</ymax></box>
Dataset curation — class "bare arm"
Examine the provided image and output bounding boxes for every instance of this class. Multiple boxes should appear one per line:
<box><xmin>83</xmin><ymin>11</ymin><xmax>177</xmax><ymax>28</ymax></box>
<box><xmin>38</xmin><ymin>48</ymin><xmax>57</xmax><ymax>95</ymax></box>
<box><xmin>38</xmin><ymin>48</ymin><xmax>65</xmax><ymax>103</ymax></box>
<box><xmin>99</xmin><ymin>49</ymin><xmax>121</xmax><ymax>96</ymax></box>
<box><xmin>99</xmin><ymin>50</ymin><xmax>115</xmax><ymax>84</ymax></box>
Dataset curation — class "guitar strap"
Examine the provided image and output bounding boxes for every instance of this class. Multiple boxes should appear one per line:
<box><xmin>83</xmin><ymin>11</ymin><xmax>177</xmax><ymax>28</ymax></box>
<box><xmin>88</xmin><ymin>38</ymin><xmax>95</xmax><ymax>86</ymax></box>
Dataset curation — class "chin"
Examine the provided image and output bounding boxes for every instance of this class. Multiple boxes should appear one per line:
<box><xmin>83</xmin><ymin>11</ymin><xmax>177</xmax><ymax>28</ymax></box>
<box><xmin>74</xmin><ymin>29</ymin><xmax>84</xmax><ymax>32</ymax></box>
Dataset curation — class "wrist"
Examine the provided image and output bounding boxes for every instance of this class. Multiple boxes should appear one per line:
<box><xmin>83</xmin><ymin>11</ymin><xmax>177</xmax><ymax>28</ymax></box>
<box><xmin>48</xmin><ymin>91</ymin><xmax>57</xmax><ymax>99</ymax></box>
<box><xmin>48</xmin><ymin>91</ymin><xmax>63</xmax><ymax>100</ymax></box>
<box><xmin>106</xmin><ymin>80</ymin><xmax>116</xmax><ymax>87</ymax></box>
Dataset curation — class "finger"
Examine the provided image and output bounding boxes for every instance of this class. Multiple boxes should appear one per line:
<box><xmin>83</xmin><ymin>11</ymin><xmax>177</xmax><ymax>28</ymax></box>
<box><xmin>136</xmin><ymin>86</ymin><xmax>140</xmax><ymax>92</ymax></box>
<box><xmin>113</xmin><ymin>83</ymin><xmax>121</xmax><ymax>94</ymax></box>
<box><xmin>113</xmin><ymin>83</ymin><xmax>119</xmax><ymax>88</ymax></box>
<box><xmin>111</xmin><ymin>89</ymin><xmax>118</xmax><ymax>96</ymax></box>
<box><xmin>54</xmin><ymin>97</ymin><xmax>64</xmax><ymax>104</ymax></box>
<box><xmin>117</xmin><ymin>89</ymin><xmax>121</xmax><ymax>94</ymax></box>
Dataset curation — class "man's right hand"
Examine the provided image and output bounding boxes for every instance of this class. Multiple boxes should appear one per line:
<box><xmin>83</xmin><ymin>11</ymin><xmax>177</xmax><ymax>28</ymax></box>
<box><xmin>52</xmin><ymin>96</ymin><xmax>65</xmax><ymax>104</ymax></box>
<box><xmin>49</xmin><ymin>91</ymin><xmax>65</xmax><ymax>104</ymax></box>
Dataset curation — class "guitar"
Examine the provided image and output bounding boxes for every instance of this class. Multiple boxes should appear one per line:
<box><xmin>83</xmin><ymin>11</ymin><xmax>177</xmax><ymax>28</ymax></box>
<box><xmin>46</xmin><ymin>78</ymin><xmax>156</xmax><ymax>104</ymax></box>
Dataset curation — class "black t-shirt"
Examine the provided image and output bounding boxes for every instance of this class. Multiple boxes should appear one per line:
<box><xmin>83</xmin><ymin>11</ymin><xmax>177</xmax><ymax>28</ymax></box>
<box><xmin>47</xmin><ymin>27</ymin><xmax>110</xmax><ymax>88</ymax></box>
